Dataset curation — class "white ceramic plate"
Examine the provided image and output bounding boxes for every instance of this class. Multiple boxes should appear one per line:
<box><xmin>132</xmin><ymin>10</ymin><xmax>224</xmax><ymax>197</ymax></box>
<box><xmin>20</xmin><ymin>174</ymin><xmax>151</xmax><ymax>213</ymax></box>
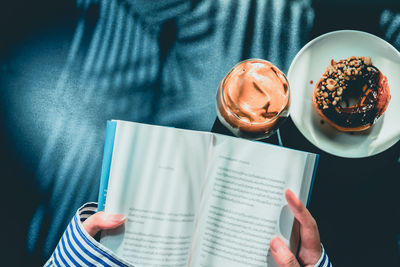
<box><xmin>287</xmin><ymin>30</ymin><xmax>400</xmax><ymax>158</ymax></box>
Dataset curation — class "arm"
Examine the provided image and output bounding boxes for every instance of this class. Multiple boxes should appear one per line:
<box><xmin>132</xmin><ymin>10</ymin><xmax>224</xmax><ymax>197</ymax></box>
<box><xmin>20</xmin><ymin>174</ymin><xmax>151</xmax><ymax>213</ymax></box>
<box><xmin>44</xmin><ymin>203</ymin><xmax>131</xmax><ymax>267</ymax></box>
<box><xmin>270</xmin><ymin>190</ymin><xmax>332</xmax><ymax>267</ymax></box>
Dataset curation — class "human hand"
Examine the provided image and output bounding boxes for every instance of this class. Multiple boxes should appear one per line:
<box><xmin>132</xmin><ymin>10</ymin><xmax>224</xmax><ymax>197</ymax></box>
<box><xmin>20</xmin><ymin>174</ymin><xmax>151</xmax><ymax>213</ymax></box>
<box><xmin>270</xmin><ymin>189</ymin><xmax>322</xmax><ymax>267</ymax></box>
<box><xmin>82</xmin><ymin>211</ymin><xmax>126</xmax><ymax>237</ymax></box>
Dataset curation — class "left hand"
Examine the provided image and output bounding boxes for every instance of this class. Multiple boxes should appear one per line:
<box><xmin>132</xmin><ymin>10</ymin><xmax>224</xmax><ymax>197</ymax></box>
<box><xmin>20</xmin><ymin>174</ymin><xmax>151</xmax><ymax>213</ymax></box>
<box><xmin>82</xmin><ymin>212</ymin><xmax>126</xmax><ymax>237</ymax></box>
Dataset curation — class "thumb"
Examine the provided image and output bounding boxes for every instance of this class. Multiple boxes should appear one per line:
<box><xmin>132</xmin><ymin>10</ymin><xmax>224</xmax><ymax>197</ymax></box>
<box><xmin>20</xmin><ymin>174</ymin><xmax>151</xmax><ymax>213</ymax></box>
<box><xmin>82</xmin><ymin>211</ymin><xmax>126</xmax><ymax>237</ymax></box>
<box><xmin>270</xmin><ymin>237</ymin><xmax>300</xmax><ymax>267</ymax></box>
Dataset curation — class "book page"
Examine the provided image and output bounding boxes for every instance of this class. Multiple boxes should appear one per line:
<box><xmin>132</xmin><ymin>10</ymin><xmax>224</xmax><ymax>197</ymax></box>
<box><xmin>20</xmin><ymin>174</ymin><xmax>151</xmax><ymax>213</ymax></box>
<box><xmin>190</xmin><ymin>134</ymin><xmax>316</xmax><ymax>267</ymax></box>
<box><xmin>100</xmin><ymin>121</ymin><xmax>213</xmax><ymax>267</ymax></box>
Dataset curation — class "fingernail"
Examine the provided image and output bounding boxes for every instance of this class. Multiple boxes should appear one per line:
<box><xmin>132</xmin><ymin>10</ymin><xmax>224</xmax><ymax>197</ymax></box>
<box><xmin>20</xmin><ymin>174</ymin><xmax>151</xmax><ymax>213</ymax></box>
<box><xmin>270</xmin><ymin>237</ymin><xmax>285</xmax><ymax>254</ymax></box>
<box><xmin>103</xmin><ymin>214</ymin><xmax>126</xmax><ymax>222</ymax></box>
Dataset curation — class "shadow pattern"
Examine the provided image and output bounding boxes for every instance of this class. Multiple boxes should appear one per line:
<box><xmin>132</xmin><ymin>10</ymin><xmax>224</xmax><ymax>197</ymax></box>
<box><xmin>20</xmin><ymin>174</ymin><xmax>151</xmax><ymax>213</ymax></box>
<box><xmin>0</xmin><ymin>0</ymin><xmax>315</xmax><ymax>264</ymax></box>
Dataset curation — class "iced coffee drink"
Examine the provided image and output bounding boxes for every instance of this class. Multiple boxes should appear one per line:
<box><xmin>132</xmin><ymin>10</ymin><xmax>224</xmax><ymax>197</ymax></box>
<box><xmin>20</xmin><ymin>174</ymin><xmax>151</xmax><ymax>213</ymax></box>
<box><xmin>216</xmin><ymin>59</ymin><xmax>290</xmax><ymax>139</ymax></box>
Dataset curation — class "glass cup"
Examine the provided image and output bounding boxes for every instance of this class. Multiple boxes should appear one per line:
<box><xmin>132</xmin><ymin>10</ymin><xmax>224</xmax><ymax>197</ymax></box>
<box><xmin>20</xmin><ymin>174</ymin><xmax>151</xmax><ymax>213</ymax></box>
<box><xmin>216</xmin><ymin>59</ymin><xmax>290</xmax><ymax>140</ymax></box>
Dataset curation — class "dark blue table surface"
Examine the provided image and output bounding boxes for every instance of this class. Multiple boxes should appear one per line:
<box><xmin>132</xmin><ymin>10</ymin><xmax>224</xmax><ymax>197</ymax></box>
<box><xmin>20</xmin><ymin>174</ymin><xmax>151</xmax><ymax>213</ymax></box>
<box><xmin>1</xmin><ymin>0</ymin><xmax>399</xmax><ymax>266</ymax></box>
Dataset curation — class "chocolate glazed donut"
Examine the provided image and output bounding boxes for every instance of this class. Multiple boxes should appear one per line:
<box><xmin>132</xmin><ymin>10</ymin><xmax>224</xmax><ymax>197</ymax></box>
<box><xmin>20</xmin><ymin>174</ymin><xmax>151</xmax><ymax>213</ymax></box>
<box><xmin>313</xmin><ymin>56</ymin><xmax>391</xmax><ymax>132</ymax></box>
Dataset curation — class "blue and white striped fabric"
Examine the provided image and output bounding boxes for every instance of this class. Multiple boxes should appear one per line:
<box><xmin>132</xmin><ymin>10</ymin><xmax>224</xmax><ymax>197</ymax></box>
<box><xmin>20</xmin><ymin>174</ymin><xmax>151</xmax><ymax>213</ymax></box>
<box><xmin>44</xmin><ymin>203</ymin><xmax>332</xmax><ymax>267</ymax></box>
<box><xmin>44</xmin><ymin>203</ymin><xmax>133</xmax><ymax>267</ymax></box>
<box><xmin>314</xmin><ymin>245</ymin><xmax>332</xmax><ymax>267</ymax></box>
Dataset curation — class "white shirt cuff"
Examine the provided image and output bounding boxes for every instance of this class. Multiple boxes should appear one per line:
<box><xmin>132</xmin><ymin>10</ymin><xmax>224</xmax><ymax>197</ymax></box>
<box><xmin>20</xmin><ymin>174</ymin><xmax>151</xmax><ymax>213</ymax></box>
<box><xmin>314</xmin><ymin>244</ymin><xmax>332</xmax><ymax>267</ymax></box>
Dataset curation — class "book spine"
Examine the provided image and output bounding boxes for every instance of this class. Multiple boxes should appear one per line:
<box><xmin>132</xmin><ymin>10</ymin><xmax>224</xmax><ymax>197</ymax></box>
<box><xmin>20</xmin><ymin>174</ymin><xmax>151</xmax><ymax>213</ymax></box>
<box><xmin>306</xmin><ymin>154</ymin><xmax>319</xmax><ymax>208</ymax></box>
<box><xmin>97</xmin><ymin>120</ymin><xmax>117</xmax><ymax>211</ymax></box>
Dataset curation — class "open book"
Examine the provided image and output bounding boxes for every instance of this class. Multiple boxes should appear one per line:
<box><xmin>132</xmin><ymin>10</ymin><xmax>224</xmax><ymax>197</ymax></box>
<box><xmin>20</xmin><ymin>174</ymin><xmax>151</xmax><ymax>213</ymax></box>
<box><xmin>98</xmin><ymin>120</ymin><xmax>318</xmax><ymax>267</ymax></box>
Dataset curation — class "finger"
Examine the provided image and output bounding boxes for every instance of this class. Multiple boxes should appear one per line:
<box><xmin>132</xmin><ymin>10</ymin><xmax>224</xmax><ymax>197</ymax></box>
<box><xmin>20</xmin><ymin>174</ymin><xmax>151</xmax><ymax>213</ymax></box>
<box><xmin>285</xmin><ymin>190</ymin><xmax>315</xmax><ymax>228</ymax></box>
<box><xmin>82</xmin><ymin>211</ymin><xmax>126</xmax><ymax>237</ymax></box>
<box><xmin>270</xmin><ymin>237</ymin><xmax>300</xmax><ymax>267</ymax></box>
<box><xmin>285</xmin><ymin>190</ymin><xmax>321</xmax><ymax>250</ymax></box>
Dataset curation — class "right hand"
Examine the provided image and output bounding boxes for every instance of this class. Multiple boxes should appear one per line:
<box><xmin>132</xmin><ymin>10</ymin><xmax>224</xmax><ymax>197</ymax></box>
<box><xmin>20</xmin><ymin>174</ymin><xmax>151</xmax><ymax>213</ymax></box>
<box><xmin>269</xmin><ymin>189</ymin><xmax>322</xmax><ymax>267</ymax></box>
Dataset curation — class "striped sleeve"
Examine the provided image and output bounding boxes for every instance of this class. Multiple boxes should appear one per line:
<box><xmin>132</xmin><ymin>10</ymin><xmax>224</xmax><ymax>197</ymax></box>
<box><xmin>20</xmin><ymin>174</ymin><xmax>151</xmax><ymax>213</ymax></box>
<box><xmin>314</xmin><ymin>244</ymin><xmax>332</xmax><ymax>267</ymax></box>
<box><xmin>43</xmin><ymin>202</ymin><xmax>134</xmax><ymax>267</ymax></box>
<box><xmin>44</xmin><ymin>204</ymin><xmax>332</xmax><ymax>267</ymax></box>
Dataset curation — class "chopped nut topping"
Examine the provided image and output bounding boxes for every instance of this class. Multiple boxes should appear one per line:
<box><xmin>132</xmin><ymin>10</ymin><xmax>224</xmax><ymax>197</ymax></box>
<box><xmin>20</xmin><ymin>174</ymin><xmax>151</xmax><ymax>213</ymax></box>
<box><xmin>326</xmin><ymin>84</ymin><xmax>335</xmax><ymax>91</ymax></box>
<box><xmin>364</xmin><ymin>56</ymin><xmax>372</xmax><ymax>66</ymax></box>
<box><xmin>315</xmin><ymin>56</ymin><xmax>374</xmax><ymax>109</ymax></box>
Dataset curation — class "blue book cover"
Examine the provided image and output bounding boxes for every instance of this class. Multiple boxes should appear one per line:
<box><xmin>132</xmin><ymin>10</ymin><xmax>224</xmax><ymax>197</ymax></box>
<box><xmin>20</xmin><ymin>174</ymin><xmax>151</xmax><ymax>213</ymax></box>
<box><xmin>97</xmin><ymin>120</ymin><xmax>117</xmax><ymax>211</ymax></box>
